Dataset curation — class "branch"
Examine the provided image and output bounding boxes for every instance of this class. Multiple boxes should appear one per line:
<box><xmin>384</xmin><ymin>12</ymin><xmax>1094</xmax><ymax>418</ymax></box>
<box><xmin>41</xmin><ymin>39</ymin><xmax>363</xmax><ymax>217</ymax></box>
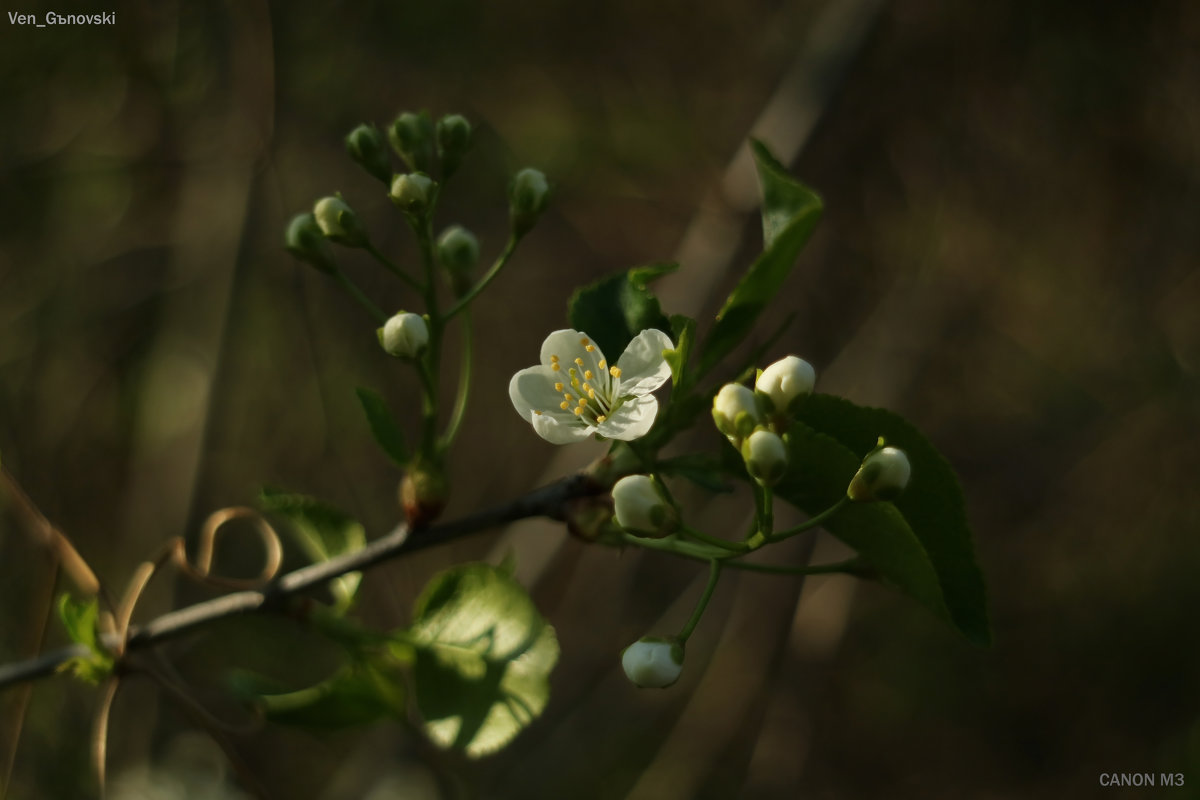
<box><xmin>0</xmin><ymin>473</ymin><xmax>599</xmax><ymax>693</ymax></box>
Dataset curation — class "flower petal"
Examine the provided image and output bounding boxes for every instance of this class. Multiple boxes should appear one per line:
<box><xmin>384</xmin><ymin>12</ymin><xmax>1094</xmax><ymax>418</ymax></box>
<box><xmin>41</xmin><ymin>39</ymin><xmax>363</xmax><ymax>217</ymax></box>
<box><xmin>532</xmin><ymin>411</ymin><xmax>593</xmax><ymax>444</ymax></box>
<box><xmin>616</xmin><ymin>329</ymin><xmax>674</xmax><ymax>396</ymax></box>
<box><xmin>509</xmin><ymin>365</ymin><xmax>567</xmax><ymax>423</ymax></box>
<box><xmin>539</xmin><ymin>329</ymin><xmax>603</xmax><ymax>368</ymax></box>
<box><xmin>596</xmin><ymin>394</ymin><xmax>659</xmax><ymax>441</ymax></box>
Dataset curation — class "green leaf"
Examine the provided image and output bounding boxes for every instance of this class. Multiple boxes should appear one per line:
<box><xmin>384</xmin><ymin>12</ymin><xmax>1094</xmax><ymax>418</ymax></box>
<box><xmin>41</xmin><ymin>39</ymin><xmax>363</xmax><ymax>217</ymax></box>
<box><xmin>259</xmin><ymin>489</ymin><xmax>366</xmax><ymax>609</ymax></box>
<box><xmin>355</xmin><ymin>387</ymin><xmax>409</xmax><ymax>467</ymax></box>
<box><xmin>666</xmin><ymin>314</ymin><xmax>696</xmax><ymax>388</ymax></box>
<box><xmin>56</xmin><ymin>594</ymin><xmax>113</xmax><ymax>684</ymax></box>
<box><xmin>794</xmin><ymin>394</ymin><xmax>991</xmax><ymax>644</ymax></box>
<box><xmin>230</xmin><ymin>662</ymin><xmax>405</xmax><ymax>730</ymax></box>
<box><xmin>773</xmin><ymin>422</ymin><xmax>950</xmax><ymax>630</ymax></box>
<box><xmin>697</xmin><ymin>140</ymin><xmax>822</xmax><ymax>377</ymax></box>
<box><xmin>656</xmin><ymin>453</ymin><xmax>733</xmax><ymax>493</ymax></box>
<box><xmin>567</xmin><ymin>263</ymin><xmax>676</xmax><ymax>363</ymax></box>
<box><xmin>405</xmin><ymin>562</ymin><xmax>559</xmax><ymax>758</ymax></box>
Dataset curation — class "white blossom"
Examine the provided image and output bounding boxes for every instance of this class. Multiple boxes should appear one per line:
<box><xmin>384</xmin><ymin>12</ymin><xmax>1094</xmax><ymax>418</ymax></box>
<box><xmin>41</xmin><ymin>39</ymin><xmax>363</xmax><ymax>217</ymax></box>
<box><xmin>509</xmin><ymin>329</ymin><xmax>673</xmax><ymax>444</ymax></box>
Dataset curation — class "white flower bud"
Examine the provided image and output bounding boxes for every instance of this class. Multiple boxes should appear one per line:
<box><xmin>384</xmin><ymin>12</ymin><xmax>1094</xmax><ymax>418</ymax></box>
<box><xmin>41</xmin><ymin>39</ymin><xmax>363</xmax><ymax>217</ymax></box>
<box><xmin>756</xmin><ymin>355</ymin><xmax>815</xmax><ymax>415</ymax></box>
<box><xmin>712</xmin><ymin>383</ymin><xmax>761</xmax><ymax>441</ymax></box>
<box><xmin>621</xmin><ymin>637</ymin><xmax>684</xmax><ymax>689</ymax></box>
<box><xmin>742</xmin><ymin>430</ymin><xmax>788</xmax><ymax>486</ymax></box>
<box><xmin>379</xmin><ymin>312</ymin><xmax>429</xmax><ymax>359</ymax></box>
<box><xmin>314</xmin><ymin>196</ymin><xmax>368</xmax><ymax>247</ymax></box>
<box><xmin>847</xmin><ymin>446</ymin><xmax>911</xmax><ymax>502</ymax></box>
<box><xmin>611</xmin><ymin>475</ymin><xmax>676</xmax><ymax>536</ymax></box>
<box><xmin>389</xmin><ymin>173</ymin><xmax>435</xmax><ymax>214</ymax></box>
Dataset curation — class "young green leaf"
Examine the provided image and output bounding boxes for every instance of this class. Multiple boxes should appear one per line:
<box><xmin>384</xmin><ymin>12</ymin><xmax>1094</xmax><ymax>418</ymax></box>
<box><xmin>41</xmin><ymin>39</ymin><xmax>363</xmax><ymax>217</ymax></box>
<box><xmin>355</xmin><ymin>387</ymin><xmax>409</xmax><ymax>466</ymax></box>
<box><xmin>795</xmin><ymin>394</ymin><xmax>991</xmax><ymax>644</ymax></box>
<box><xmin>666</xmin><ymin>314</ymin><xmax>696</xmax><ymax>389</ymax></box>
<box><xmin>567</xmin><ymin>263</ymin><xmax>676</xmax><ymax>362</ymax></box>
<box><xmin>259</xmin><ymin>489</ymin><xmax>366</xmax><ymax>609</ymax></box>
<box><xmin>56</xmin><ymin>594</ymin><xmax>113</xmax><ymax>684</ymax></box>
<box><xmin>696</xmin><ymin>140</ymin><xmax>822</xmax><ymax>377</ymax></box>
<box><xmin>405</xmin><ymin>562</ymin><xmax>559</xmax><ymax>758</ymax></box>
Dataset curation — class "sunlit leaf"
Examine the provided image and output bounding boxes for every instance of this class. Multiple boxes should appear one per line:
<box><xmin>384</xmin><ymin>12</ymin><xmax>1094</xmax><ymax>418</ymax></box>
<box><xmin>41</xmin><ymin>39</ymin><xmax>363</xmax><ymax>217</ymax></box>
<box><xmin>406</xmin><ymin>562</ymin><xmax>559</xmax><ymax>758</ymax></box>
<box><xmin>56</xmin><ymin>594</ymin><xmax>112</xmax><ymax>684</ymax></box>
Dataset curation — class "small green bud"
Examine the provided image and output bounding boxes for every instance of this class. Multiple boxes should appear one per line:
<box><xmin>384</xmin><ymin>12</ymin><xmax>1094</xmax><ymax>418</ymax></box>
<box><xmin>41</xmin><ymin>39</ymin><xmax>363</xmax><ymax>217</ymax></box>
<box><xmin>756</xmin><ymin>355</ymin><xmax>816</xmax><ymax>416</ymax></box>
<box><xmin>436</xmin><ymin>114</ymin><xmax>472</xmax><ymax>177</ymax></box>
<box><xmin>378</xmin><ymin>311</ymin><xmax>429</xmax><ymax>359</ymax></box>
<box><xmin>313</xmin><ymin>196</ymin><xmax>369</xmax><ymax>247</ymax></box>
<box><xmin>284</xmin><ymin>212</ymin><xmax>336</xmax><ymax>273</ymax></box>
<box><xmin>611</xmin><ymin>474</ymin><xmax>677</xmax><ymax>537</ymax></box>
<box><xmin>344</xmin><ymin>123</ymin><xmax>392</xmax><ymax>184</ymax></box>
<box><xmin>621</xmin><ymin>637</ymin><xmax>684</xmax><ymax>689</ymax></box>
<box><xmin>509</xmin><ymin>168</ymin><xmax>549</xmax><ymax>236</ymax></box>
<box><xmin>741</xmin><ymin>430</ymin><xmax>788</xmax><ymax>487</ymax></box>
<box><xmin>388</xmin><ymin>111</ymin><xmax>436</xmax><ymax>173</ymax></box>
<box><xmin>389</xmin><ymin>173</ymin><xmax>435</xmax><ymax>215</ymax></box>
<box><xmin>847</xmin><ymin>446</ymin><xmax>911</xmax><ymax>502</ymax></box>
<box><xmin>436</xmin><ymin>225</ymin><xmax>479</xmax><ymax>295</ymax></box>
<box><xmin>712</xmin><ymin>383</ymin><xmax>762</xmax><ymax>443</ymax></box>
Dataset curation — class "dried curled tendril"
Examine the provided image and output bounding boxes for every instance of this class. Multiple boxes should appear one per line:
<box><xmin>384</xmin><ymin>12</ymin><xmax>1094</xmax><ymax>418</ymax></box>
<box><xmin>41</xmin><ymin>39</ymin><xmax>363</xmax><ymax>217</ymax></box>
<box><xmin>106</xmin><ymin>506</ymin><xmax>285</xmax><ymax>654</ymax></box>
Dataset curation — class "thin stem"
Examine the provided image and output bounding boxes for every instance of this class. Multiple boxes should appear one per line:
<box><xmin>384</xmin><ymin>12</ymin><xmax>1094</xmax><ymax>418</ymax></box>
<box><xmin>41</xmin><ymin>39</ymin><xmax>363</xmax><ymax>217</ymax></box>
<box><xmin>415</xmin><ymin>359</ymin><xmax>439</xmax><ymax>454</ymax></box>
<box><xmin>769</xmin><ymin>496</ymin><xmax>849</xmax><ymax>542</ymax></box>
<box><xmin>439</xmin><ymin>310</ymin><xmax>473</xmax><ymax>451</ymax></box>
<box><xmin>445</xmin><ymin>234</ymin><xmax>519</xmax><ymax>320</ymax></box>
<box><xmin>92</xmin><ymin>676</ymin><xmax>120</xmax><ymax>795</ymax></box>
<box><xmin>619</xmin><ymin>532</ymin><xmax>730</xmax><ymax>562</ymax></box>
<box><xmin>365</xmin><ymin>243</ymin><xmax>424</xmax><ymax>293</ymax></box>
<box><xmin>722</xmin><ymin>556</ymin><xmax>862</xmax><ymax>576</ymax></box>
<box><xmin>677</xmin><ymin>560</ymin><xmax>721</xmax><ymax>644</ymax></box>
<box><xmin>331</xmin><ymin>268</ymin><xmax>387</xmax><ymax>324</ymax></box>
<box><xmin>680</xmin><ymin>525</ymin><xmax>748</xmax><ymax>554</ymax></box>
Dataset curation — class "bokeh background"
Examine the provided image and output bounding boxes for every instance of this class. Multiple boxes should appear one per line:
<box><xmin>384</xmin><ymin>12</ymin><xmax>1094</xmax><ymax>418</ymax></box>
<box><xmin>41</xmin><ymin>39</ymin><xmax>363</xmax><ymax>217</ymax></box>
<box><xmin>2</xmin><ymin>0</ymin><xmax>1199</xmax><ymax>797</ymax></box>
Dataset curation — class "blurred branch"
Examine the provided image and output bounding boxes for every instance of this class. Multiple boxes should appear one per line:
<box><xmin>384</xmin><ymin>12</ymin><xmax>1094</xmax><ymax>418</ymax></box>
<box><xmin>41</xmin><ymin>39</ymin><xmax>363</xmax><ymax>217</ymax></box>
<box><xmin>0</xmin><ymin>473</ymin><xmax>600</xmax><ymax>693</ymax></box>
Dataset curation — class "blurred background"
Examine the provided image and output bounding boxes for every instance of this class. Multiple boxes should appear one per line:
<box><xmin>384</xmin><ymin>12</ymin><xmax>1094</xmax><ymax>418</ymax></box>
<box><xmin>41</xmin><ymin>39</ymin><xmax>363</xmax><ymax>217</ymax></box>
<box><xmin>2</xmin><ymin>0</ymin><xmax>1199</xmax><ymax>797</ymax></box>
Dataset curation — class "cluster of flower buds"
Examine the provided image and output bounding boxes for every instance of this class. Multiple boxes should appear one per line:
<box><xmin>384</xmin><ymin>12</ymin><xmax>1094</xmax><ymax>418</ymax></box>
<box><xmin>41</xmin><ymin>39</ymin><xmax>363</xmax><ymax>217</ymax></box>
<box><xmin>711</xmin><ymin>355</ymin><xmax>816</xmax><ymax>487</ymax></box>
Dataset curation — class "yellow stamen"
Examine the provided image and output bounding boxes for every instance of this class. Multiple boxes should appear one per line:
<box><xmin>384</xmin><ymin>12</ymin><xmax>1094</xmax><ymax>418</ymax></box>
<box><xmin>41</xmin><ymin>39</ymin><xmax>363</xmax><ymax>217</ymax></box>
<box><xmin>554</xmin><ymin>382</ymin><xmax>564</xmax><ymax>392</ymax></box>
<box><xmin>585</xmin><ymin>345</ymin><xmax>595</xmax><ymax>352</ymax></box>
<box><xmin>564</xmin><ymin>393</ymin><xmax>573</xmax><ymax>402</ymax></box>
<box><xmin>609</xmin><ymin>366</ymin><xmax>622</xmax><ymax>377</ymax></box>
<box><xmin>599</xmin><ymin>359</ymin><xmax>606</xmax><ymax>369</ymax></box>
<box><xmin>587</xmin><ymin>389</ymin><xmax>596</xmax><ymax>399</ymax></box>
<box><xmin>584</xmin><ymin>370</ymin><xmax>594</xmax><ymax>380</ymax></box>
<box><xmin>560</xmin><ymin>401</ymin><xmax>570</xmax><ymax>410</ymax></box>
<box><xmin>596</xmin><ymin>415</ymin><xmax>606</xmax><ymax>423</ymax></box>
<box><xmin>534</xmin><ymin>410</ymin><xmax>543</xmax><ymax>415</ymax></box>
<box><xmin>580</xmin><ymin>337</ymin><xmax>590</xmax><ymax>345</ymax></box>
<box><xmin>578</xmin><ymin>397</ymin><xmax>589</xmax><ymax>407</ymax></box>
<box><xmin>551</xmin><ymin>363</ymin><xmax>560</xmax><ymax>371</ymax></box>
<box><xmin>550</xmin><ymin>354</ymin><xmax>559</xmax><ymax>362</ymax></box>
<box><xmin>573</xmin><ymin>407</ymin><xmax>583</xmax><ymax>416</ymax></box>
<box><xmin>574</xmin><ymin>357</ymin><xmax>584</xmax><ymax>367</ymax></box>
